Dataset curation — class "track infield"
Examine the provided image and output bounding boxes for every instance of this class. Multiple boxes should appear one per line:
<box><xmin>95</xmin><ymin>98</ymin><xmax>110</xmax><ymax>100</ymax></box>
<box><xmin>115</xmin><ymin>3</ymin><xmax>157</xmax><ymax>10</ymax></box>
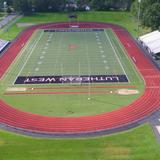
<box><xmin>0</xmin><ymin>22</ymin><xmax>160</xmax><ymax>137</ymax></box>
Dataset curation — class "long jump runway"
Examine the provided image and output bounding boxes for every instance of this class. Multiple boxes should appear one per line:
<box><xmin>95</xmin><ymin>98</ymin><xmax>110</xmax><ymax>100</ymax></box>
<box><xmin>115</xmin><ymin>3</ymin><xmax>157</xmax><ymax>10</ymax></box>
<box><xmin>0</xmin><ymin>22</ymin><xmax>160</xmax><ymax>138</ymax></box>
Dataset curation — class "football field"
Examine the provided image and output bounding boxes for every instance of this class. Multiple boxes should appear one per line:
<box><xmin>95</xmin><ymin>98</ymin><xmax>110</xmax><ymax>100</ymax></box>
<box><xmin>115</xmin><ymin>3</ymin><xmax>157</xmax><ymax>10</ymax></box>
<box><xmin>15</xmin><ymin>29</ymin><xmax>128</xmax><ymax>79</ymax></box>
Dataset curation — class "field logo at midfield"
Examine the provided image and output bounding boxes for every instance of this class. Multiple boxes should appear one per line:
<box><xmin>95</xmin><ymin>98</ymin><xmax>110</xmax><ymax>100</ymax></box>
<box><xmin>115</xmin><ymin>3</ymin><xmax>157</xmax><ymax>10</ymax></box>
<box><xmin>69</xmin><ymin>44</ymin><xmax>77</xmax><ymax>50</ymax></box>
<box><xmin>15</xmin><ymin>75</ymin><xmax>128</xmax><ymax>84</ymax></box>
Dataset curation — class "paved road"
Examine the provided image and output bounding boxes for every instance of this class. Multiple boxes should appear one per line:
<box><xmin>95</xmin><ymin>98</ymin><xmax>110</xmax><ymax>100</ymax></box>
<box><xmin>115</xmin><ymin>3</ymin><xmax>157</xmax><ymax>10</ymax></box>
<box><xmin>0</xmin><ymin>14</ymin><xmax>17</xmax><ymax>29</ymax></box>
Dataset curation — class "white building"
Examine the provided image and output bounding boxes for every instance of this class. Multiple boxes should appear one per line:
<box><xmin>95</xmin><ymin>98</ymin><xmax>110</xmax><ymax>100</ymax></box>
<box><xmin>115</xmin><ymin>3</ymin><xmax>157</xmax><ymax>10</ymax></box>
<box><xmin>139</xmin><ymin>30</ymin><xmax>160</xmax><ymax>59</ymax></box>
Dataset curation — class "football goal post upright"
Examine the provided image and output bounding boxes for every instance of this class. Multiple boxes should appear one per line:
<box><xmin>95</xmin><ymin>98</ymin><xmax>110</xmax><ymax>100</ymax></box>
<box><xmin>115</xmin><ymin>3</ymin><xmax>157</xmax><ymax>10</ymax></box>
<box><xmin>68</xmin><ymin>12</ymin><xmax>79</xmax><ymax>28</ymax></box>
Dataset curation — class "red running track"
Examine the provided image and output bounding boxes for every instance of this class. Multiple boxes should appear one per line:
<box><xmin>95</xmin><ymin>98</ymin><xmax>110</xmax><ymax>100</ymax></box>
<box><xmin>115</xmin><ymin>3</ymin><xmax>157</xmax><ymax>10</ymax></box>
<box><xmin>0</xmin><ymin>22</ymin><xmax>160</xmax><ymax>135</ymax></box>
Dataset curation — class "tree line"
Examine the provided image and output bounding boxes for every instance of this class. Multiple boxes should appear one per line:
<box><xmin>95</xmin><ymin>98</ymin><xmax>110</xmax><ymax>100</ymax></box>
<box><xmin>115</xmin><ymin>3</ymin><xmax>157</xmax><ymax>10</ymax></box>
<box><xmin>0</xmin><ymin>0</ymin><xmax>132</xmax><ymax>12</ymax></box>
<box><xmin>0</xmin><ymin>0</ymin><xmax>160</xmax><ymax>30</ymax></box>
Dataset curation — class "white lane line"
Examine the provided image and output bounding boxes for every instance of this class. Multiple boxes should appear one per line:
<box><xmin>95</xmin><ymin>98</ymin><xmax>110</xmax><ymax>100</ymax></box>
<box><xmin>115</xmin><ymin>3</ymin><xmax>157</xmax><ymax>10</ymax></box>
<box><xmin>103</xmin><ymin>60</ymin><xmax>107</xmax><ymax>63</ymax></box>
<box><xmin>100</xmin><ymin>50</ymin><xmax>104</xmax><ymax>53</ymax></box>
<box><xmin>104</xmin><ymin>30</ymin><xmax>130</xmax><ymax>83</ymax></box>
<box><xmin>102</xmin><ymin>55</ymin><xmax>106</xmax><ymax>58</ymax></box>
<box><xmin>14</xmin><ymin>31</ymin><xmax>44</xmax><ymax>82</ymax></box>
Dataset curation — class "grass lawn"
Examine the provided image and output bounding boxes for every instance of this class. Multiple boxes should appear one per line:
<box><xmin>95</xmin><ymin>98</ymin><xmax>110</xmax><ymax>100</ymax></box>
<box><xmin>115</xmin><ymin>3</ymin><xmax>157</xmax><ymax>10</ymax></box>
<box><xmin>0</xmin><ymin>125</ymin><xmax>159</xmax><ymax>160</ymax></box>
<box><xmin>0</xmin><ymin>11</ymin><xmax>140</xmax><ymax>40</ymax></box>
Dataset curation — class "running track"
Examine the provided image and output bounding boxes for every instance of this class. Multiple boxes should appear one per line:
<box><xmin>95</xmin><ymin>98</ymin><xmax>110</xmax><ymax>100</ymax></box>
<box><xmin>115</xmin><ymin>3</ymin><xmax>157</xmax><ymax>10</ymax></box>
<box><xmin>0</xmin><ymin>22</ymin><xmax>160</xmax><ymax>137</ymax></box>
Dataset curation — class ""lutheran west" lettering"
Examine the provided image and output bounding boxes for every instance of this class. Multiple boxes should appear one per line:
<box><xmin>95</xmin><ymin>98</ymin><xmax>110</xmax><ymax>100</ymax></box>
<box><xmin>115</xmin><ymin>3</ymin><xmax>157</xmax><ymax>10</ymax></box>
<box><xmin>15</xmin><ymin>75</ymin><xmax>128</xmax><ymax>84</ymax></box>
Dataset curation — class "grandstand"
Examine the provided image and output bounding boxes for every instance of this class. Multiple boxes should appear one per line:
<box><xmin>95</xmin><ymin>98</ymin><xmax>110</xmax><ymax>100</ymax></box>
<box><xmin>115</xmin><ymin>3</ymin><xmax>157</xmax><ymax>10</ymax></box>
<box><xmin>138</xmin><ymin>30</ymin><xmax>160</xmax><ymax>60</ymax></box>
<box><xmin>0</xmin><ymin>39</ymin><xmax>10</xmax><ymax>54</ymax></box>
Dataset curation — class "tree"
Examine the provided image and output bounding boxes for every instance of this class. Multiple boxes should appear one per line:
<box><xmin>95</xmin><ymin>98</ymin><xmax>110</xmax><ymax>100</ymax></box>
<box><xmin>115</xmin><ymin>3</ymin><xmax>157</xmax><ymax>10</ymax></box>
<box><xmin>12</xmin><ymin>0</ymin><xmax>32</xmax><ymax>13</ymax></box>
<box><xmin>131</xmin><ymin>0</ymin><xmax>160</xmax><ymax>30</ymax></box>
<box><xmin>142</xmin><ymin>2</ymin><xmax>160</xmax><ymax>30</ymax></box>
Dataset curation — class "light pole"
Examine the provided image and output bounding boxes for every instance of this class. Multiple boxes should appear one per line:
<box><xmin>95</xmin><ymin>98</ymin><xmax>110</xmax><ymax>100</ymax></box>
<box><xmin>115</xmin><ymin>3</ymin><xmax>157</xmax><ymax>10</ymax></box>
<box><xmin>3</xmin><ymin>1</ymin><xmax>7</xmax><ymax>15</ymax></box>
<box><xmin>137</xmin><ymin>0</ymin><xmax>141</xmax><ymax>36</ymax></box>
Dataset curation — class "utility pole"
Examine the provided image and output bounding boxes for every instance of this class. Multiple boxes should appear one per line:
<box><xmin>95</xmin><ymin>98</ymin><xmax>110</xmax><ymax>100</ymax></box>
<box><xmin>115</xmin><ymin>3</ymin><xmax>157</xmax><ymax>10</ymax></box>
<box><xmin>137</xmin><ymin>0</ymin><xmax>141</xmax><ymax>36</ymax></box>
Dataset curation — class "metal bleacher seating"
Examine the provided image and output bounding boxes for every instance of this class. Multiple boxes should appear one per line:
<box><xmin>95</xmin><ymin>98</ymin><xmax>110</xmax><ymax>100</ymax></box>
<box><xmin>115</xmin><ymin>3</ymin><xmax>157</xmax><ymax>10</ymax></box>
<box><xmin>0</xmin><ymin>39</ymin><xmax>9</xmax><ymax>53</ymax></box>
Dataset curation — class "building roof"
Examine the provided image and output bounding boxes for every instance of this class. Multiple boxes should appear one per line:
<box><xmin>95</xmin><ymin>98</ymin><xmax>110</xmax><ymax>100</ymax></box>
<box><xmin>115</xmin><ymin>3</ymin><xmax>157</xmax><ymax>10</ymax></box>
<box><xmin>139</xmin><ymin>30</ymin><xmax>160</xmax><ymax>54</ymax></box>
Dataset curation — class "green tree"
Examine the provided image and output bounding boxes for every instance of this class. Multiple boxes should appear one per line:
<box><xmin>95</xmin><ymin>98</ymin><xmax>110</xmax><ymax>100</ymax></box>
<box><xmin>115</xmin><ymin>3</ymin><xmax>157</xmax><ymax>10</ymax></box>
<box><xmin>131</xmin><ymin>0</ymin><xmax>160</xmax><ymax>30</ymax></box>
<box><xmin>12</xmin><ymin>0</ymin><xmax>32</xmax><ymax>13</ymax></box>
<box><xmin>142</xmin><ymin>2</ymin><xmax>160</xmax><ymax>30</ymax></box>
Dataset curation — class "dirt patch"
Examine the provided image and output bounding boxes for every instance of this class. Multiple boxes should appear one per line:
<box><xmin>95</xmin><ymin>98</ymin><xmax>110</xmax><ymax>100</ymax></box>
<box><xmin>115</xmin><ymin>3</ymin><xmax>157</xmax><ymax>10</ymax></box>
<box><xmin>0</xmin><ymin>140</ymin><xmax>5</xmax><ymax>146</ymax></box>
<box><xmin>105</xmin><ymin>144</ymin><xmax>131</xmax><ymax>158</ymax></box>
<box><xmin>116</xmin><ymin>89</ymin><xmax>139</xmax><ymax>95</ymax></box>
<box><xmin>17</xmin><ymin>23</ymin><xmax>35</xmax><ymax>27</ymax></box>
<box><xmin>6</xmin><ymin>87</ymin><xmax>27</xmax><ymax>92</ymax></box>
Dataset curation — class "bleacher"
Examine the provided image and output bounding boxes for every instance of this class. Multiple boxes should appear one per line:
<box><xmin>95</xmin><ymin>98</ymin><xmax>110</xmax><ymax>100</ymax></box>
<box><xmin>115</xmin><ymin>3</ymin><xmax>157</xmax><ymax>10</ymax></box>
<box><xmin>138</xmin><ymin>30</ymin><xmax>160</xmax><ymax>60</ymax></box>
<box><xmin>0</xmin><ymin>39</ymin><xmax>10</xmax><ymax>54</ymax></box>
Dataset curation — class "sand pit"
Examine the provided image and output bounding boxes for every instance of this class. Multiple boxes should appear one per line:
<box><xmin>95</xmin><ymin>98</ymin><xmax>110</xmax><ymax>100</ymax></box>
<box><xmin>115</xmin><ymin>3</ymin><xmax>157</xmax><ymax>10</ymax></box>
<box><xmin>116</xmin><ymin>89</ymin><xmax>139</xmax><ymax>95</ymax></box>
<box><xmin>17</xmin><ymin>23</ymin><xmax>35</xmax><ymax>27</ymax></box>
<box><xmin>6</xmin><ymin>87</ymin><xmax>27</xmax><ymax>92</ymax></box>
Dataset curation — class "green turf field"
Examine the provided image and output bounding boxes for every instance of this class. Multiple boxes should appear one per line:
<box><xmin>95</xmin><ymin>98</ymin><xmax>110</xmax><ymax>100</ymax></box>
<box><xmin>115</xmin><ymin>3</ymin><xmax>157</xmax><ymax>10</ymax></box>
<box><xmin>16</xmin><ymin>29</ymin><xmax>127</xmax><ymax>76</ymax></box>
<box><xmin>1</xmin><ymin>27</ymin><xmax>143</xmax><ymax>117</ymax></box>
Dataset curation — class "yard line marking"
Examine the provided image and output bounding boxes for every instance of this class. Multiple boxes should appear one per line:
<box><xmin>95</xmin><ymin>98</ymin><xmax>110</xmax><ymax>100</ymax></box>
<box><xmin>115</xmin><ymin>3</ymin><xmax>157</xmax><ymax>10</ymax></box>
<box><xmin>38</xmin><ymin>61</ymin><xmax>42</xmax><ymax>65</ymax></box>
<box><xmin>105</xmin><ymin>66</ymin><xmax>109</xmax><ymax>69</ymax></box>
<box><xmin>84</xmin><ymin>32</ymin><xmax>92</xmax><ymax>98</ymax></box>
<box><xmin>103</xmin><ymin>60</ymin><xmax>107</xmax><ymax>63</ymax></box>
<box><xmin>35</xmin><ymin>68</ymin><xmax>39</xmax><ymax>71</ymax></box>
<box><xmin>104</xmin><ymin>30</ymin><xmax>130</xmax><ymax>83</ymax></box>
<box><xmin>53</xmin><ymin>32</ymin><xmax>64</xmax><ymax>74</ymax></box>
<box><xmin>40</xmin><ymin>56</ymin><xmax>44</xmax><ymax>59</ymax></box>
<box><xmin>14</xmin><ymin>31</ymin><xmax>44</xmax><ymax>83</ymax></box>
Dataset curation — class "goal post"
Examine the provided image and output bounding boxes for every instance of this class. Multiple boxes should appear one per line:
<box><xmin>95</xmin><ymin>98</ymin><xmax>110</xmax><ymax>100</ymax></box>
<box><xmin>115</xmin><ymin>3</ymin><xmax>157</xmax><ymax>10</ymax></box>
<box><xmin>68</xmin><ymin>12</ymin><xmax>79</xmax><ymax>28</ymax></box>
